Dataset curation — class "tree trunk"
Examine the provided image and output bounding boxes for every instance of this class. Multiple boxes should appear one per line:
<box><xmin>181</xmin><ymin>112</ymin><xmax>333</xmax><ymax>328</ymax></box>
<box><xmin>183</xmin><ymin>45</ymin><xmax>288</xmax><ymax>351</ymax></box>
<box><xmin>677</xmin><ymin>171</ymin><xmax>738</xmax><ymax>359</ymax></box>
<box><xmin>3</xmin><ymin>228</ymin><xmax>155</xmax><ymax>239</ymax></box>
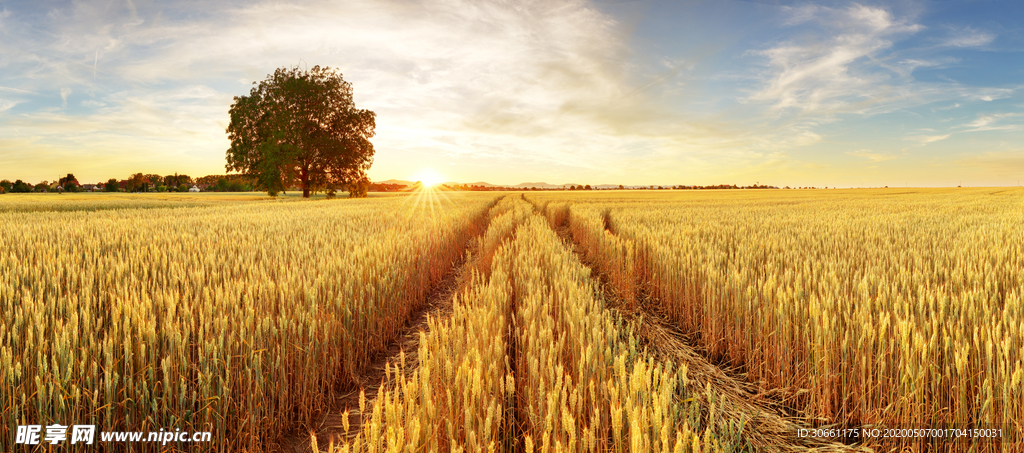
<box><xmin>301</xmin><ymin>164</ymin><xmax>310</xmax><ymax>198</ymax></box>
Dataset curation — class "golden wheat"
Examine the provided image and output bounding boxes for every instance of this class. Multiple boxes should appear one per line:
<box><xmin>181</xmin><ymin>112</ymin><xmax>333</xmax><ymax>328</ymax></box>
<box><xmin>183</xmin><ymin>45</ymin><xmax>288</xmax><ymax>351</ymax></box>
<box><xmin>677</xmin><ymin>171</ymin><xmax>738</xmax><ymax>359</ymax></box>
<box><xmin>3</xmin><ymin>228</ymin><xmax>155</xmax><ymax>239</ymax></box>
<box><xmin>0</xmin><ymin>193</ymin><xmax>493</xmax><ymax>452</ymax></box>
<box><xmin>334</xmin><ymin>201</ymin><xmax>727</xmax><ymax>452</ymax></box>
<box><xmin>528</xmin><ymin>188</ymin><xmax>1023</xmax><ymax>452</ymax></box>
<box><xmin>510</xmin><ymin>215</ymin><xmax>716</xmax><ymax>453</ymax></box>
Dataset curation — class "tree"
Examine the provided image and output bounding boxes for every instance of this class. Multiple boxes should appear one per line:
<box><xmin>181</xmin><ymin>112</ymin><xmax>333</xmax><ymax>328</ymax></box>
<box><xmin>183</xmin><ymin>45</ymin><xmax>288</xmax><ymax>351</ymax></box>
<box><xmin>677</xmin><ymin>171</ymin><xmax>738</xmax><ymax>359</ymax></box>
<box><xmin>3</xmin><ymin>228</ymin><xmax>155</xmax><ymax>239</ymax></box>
<box><xmin>12</xmin><ymin>180</ymin><xmax>31</xmax><ymax>193</ymax></box>
<box><xmin>125</xmin><ymin>173</ymin><xmax>147</xmax><ymax>192</ymax></box>
<box><xmin>144</xmin><ymin>174</ymin><xmax>163</xmax><ymax>191</ymax></box>
<box><xmin>105</xmin><ymin>178</ymin><xmax>120</xmax><ymax>192</ymax></box>
<box><xmin>34</xmin><ymin>182</ymin><xmax>48</xmax><ymax>192</ymax></box>
<box><xmin>163</xmin><ymin>174</ymin><xmax>192</xmax><ymax>188</ymax></box>
<box><xmin>195</xmin><ymin>175</ymin><xmax>221</xmax><ymax>186</ymax></box>
<box><xmin>58</xmin><ymin>173</ymin><xmax>79</xmax><ymax>192</ymax></box>
<box><xmin>0</xmin><ymin>180</ymin><xmax>10</xmax><ymax>193</ymax></box>
<box><xmin>584</xmin><ymin>184</ymin><xmax>592</xmax><ymax>190</ymax></box>
<box><xmin>226</xmin><ymin>65</ymin><xmax>376</xmax><ymax>198</ymax></box>
<box><xmin>347</xmin><ymin>175</ymin><xmax>369</xmax><ymax>198</ymax></box>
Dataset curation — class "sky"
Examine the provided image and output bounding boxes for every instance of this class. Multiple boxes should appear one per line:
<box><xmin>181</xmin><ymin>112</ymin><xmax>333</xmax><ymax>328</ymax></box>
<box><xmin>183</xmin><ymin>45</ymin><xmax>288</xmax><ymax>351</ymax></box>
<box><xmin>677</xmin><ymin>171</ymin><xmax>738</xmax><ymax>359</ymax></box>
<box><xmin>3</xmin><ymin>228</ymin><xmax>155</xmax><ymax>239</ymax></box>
<box><xmin>1</xmin><ymin>0</ymin><xmax>1023</xmax><ymax>188</ymax></box>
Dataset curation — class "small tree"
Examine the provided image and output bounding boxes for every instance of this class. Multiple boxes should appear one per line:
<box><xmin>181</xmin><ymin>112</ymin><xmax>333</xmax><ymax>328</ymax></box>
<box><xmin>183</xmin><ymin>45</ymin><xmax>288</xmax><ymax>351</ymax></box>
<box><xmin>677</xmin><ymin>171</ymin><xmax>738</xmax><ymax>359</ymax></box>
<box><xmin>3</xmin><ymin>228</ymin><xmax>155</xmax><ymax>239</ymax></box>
<box><xmin>105</xmin><ymin>178</ymin><xmax>120</xmax><ymax>192</ymax></box>
<box><xmin>125</xmin><ymin>173</ymin><xmax>147</xmax><ymax>192</ymax></box>
<box><xmin>163</xmin><ymin>174</ymin><xmax>190</xmax><ymax>188</ymax></box>
<box><xmin>57</xmin><ymin>173</ymin><xmax>79</xmax><ymax>192</ymax></box>
<box><xmin>348</xmin><ymin>176</ymin><xmax>369</xmax><ymax>198</ymax></box>
<box><xmin>12</xmin><ymin>180</ymin><xmax>32</xmax><ymax>193</ymax></box>
<box><xmin>144</xmin><ymin>174</ymin><xmax>163</xmax><ymax>188</ymax></box>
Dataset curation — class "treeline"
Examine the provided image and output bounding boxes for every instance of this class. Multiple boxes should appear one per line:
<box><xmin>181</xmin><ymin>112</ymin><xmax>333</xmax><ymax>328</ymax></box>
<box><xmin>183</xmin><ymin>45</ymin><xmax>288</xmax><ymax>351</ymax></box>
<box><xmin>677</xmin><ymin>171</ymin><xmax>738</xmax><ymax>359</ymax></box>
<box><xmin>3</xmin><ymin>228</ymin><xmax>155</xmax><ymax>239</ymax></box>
<box><xmin>367</xmin><ymin>183</ymin><xmax>407</xmax><ymax>192</ymax></box>
<box><xmin>0</xmin><ymin>173</ymin><xmax>259</xmax><ymax>194</ymax></box>
<box><xmin>441</xmin><ymin>183</ymin><xmax>782</xmax><ymax>191</ymax></box>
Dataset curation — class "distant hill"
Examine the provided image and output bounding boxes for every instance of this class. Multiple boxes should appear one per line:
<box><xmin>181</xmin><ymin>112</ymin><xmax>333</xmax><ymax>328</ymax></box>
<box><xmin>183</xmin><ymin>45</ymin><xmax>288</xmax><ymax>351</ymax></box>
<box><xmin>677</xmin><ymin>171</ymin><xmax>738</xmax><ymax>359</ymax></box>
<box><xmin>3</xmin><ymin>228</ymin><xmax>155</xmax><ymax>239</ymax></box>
<box><xmin>443</xmin><ymin>181</ymin><xmax>505</xmax><ymax>188</ymax></box>
<box><xmin>378</xmin><ymin>179</ymin><xmax>630</xmax><ymax>189</ymax></box>
<box><xmin>511</xmin><ymin>182</ymin><xmax>567</xmax><ymax>189</ymax></box>
<box><xmin>376</xmin><ymin>179</ymin><xmax>414</xmax><ymax>186</ymax></box>
<box><xmin>508</xmin><ymin>182</ymin><xmax>595</xmax><ymax>189</ymax></box>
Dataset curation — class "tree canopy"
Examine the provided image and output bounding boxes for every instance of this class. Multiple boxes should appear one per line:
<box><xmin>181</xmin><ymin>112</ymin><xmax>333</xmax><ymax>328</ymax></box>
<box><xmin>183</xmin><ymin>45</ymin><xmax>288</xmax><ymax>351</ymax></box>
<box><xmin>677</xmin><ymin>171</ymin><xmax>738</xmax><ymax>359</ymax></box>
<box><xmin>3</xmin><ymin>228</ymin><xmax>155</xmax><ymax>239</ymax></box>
<box><xmin>226</xmin><ymin>65</ymin><xmax>376</xmax><ymax>198</ymax></box>
<box><xmin>58</xmin><ymin>173</ymin><xmax>79</xmax><ymax>192</ymax></box>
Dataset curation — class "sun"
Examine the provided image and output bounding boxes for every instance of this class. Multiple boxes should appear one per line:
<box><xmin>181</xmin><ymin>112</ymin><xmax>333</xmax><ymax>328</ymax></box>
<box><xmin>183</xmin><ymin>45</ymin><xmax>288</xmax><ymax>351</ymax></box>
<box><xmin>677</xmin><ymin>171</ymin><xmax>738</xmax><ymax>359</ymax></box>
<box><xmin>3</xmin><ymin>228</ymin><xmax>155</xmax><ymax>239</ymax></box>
<box><xmin>412</xmin><ymin>168</ymin><xmax>445</xmax><ymax>188</ymax></box>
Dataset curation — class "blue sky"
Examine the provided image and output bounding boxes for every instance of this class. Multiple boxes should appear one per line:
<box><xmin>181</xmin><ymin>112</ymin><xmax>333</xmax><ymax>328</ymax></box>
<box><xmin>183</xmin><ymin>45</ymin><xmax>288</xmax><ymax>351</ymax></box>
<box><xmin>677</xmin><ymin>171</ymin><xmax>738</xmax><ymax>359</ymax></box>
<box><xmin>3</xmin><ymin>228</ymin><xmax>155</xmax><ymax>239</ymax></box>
<box><xmin>1</xmin><ymin>0</ymin><xmax>1022</xmax><ymax>187</ymax></box>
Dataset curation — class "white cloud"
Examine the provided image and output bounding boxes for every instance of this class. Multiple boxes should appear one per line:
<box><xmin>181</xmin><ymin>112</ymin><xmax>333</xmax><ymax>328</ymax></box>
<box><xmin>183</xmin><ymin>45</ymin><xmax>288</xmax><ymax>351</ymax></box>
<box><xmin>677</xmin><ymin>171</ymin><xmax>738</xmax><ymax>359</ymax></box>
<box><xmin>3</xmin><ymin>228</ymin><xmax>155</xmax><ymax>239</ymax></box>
<box><xmin>1</xmin><ymin>0</ymin><xmax>1022</xmax><ymax>185</ymax></box>
<box><xmin>943</xmin><ymin>29</ymin><xmax>995</xmax><ymax>48</ymax></box>
<box><xmin>60</xmin><ymin>88</ymin><xmax>71</xmax><ymax>108</ymax></box>
<box><xmin>0</xmin><ymin>85</ymin><xmax>39</xmax><ymax>95</ymax></box>
<box><xmin>2</xmin><ymin>0</ymin><xmax>689</xmax><ymax>182</ymax></box>
<box><xmin>0</xmin><ymin>99</ymin><xmax>20</xmax><ymax>112</ymax></box>
<box><xmin>958</xmin><ymin>113</ymin><xmax>1023</xmax><ymax>133</ymax></box>
<box><xmin>749</xmin><ymin>4</ymin><xmax>923</xmax><ymax>115</ymax></box>
<box><xmin>906</xmin><ymin>134</ymin><xmax>951</xmax><ymax>145</ymax></box>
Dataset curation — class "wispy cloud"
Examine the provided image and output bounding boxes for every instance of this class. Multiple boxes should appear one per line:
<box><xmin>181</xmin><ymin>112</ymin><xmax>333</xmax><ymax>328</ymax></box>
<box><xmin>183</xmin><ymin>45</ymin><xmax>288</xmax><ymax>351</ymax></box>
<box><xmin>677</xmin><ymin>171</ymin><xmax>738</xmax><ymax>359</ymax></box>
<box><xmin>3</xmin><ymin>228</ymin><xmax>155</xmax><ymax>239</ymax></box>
<box><xmin>943</xmin><ymin>28</ymin><xmax>995</xmax><ymax>48</ymax></box>
<box><xmin>749</xmin><ymin>4</ymin><xmax>923</xmax><ymax>114</ymax></box>
<box><xmin>0</xmin><ymin>0</ymin><xmax>1022</xmax><ymax>187</ymax></box>
<box><xmin>1</xmin><ymin>0</ymin><xmax>683</xmax><ymax>182</ymax></box>
<box><xmin>0</xmin><ymin>86</ymin><xmax>40</xmax><ymax>95</ymax></box>
<box><xmin>932</xmin><ymin>103</ymin><xmax>960</xmax><ymax>111</ymax></box>
<box><xmin>958</xmin><ymin>113</ymin><xmax>1023</xmax><ymax>132</ymax></box>
<box><xmin>2</xmin><ymin>0</ymin><xmax>799</xmax><ymax>184</ymax></box>
<box><xmin>60</xmin><ymin>88</ymin><xmax>72</xmax><ymax>108</ymax></box>
<box><xmin>905</xmin><ymin>133</ymin><xmax>951</xmax><ymax>145</ymax></box>
<box><xmin>0</xmin><ymin>99</ymin><xmax>21</xmax><ymax>112</ymax></box>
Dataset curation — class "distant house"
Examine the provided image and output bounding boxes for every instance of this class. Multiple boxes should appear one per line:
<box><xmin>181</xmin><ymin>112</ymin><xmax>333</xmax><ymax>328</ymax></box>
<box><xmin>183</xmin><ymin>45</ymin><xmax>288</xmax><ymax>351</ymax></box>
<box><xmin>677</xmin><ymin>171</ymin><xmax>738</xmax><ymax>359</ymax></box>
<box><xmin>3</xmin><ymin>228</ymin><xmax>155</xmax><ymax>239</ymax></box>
<box><xmin>189</xmin><ymin>185</ymin><xmax>200</xmax><ymax>192</ymax></box>
<box><xmin>82</xmin><ymin>184</ymin><xmax>98</xmax><ymax>191</ymax></box>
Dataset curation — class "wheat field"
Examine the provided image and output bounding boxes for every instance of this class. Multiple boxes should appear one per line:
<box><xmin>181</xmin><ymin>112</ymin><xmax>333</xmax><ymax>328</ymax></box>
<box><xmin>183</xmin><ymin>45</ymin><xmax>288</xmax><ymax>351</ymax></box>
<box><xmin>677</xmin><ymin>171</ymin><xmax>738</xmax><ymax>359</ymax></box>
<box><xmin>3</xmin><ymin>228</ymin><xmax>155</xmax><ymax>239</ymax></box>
<box><xmin>2</xmin><ymin>188</ymin><xmax>1020</xmax><ymax>452</ymax></box>
<box><xmin>527</xmin><ymin>188</ymin><xmax>1023</xmax><ymax>452</ymax></box>
<box><xmin>0</xmin><ymin>192</ymin><xmax>492</xmax><ymax>451</ymax></box>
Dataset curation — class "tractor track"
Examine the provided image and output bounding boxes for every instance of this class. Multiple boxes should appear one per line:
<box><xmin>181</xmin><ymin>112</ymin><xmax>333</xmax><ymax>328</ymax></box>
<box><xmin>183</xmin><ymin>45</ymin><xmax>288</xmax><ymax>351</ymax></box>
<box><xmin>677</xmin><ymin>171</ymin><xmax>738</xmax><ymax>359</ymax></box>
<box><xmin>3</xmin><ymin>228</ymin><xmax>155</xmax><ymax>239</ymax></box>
<box><xmin>277</xmin><ymin>199</ymin><xmax>502</xmax><ymax>453</ymax></box>
<box><xmin>536</xmin><ymin>199</ymin><xmax>869</xmax><ymax>453</ymax></box>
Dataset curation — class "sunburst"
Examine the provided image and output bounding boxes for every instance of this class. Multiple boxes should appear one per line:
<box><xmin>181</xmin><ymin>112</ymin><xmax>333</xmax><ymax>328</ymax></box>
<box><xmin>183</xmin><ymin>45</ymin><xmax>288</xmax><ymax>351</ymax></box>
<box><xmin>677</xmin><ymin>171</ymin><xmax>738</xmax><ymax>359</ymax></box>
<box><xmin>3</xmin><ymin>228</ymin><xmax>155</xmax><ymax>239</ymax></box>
<box><xmin>399</xmin><ymin>168</ymin><xmax>456</xmax><ymax>223</ymax></box>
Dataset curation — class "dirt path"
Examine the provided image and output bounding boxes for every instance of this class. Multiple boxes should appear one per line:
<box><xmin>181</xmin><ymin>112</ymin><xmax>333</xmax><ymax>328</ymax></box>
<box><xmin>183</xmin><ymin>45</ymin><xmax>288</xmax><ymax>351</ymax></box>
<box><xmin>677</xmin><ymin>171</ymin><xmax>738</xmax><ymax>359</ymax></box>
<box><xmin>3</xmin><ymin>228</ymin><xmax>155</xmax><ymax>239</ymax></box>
<box><xmin>277</xmin><ymin>248</ymin><xmax>470</xmax><ymax>453</ymax></box>
<box><xmin>277</xmin><ymin>201</ymin><xmax>501</xmax><ymax>453</ymax></box>
<box><xmin>540</xmin><ymin>203</ymin><xmax>869</xmax><ymax>453</ymax></box>
<box><xmin>283</xmin><ymin>198</ymin><xmax>870</xmax><ymax>452</ymax></box>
